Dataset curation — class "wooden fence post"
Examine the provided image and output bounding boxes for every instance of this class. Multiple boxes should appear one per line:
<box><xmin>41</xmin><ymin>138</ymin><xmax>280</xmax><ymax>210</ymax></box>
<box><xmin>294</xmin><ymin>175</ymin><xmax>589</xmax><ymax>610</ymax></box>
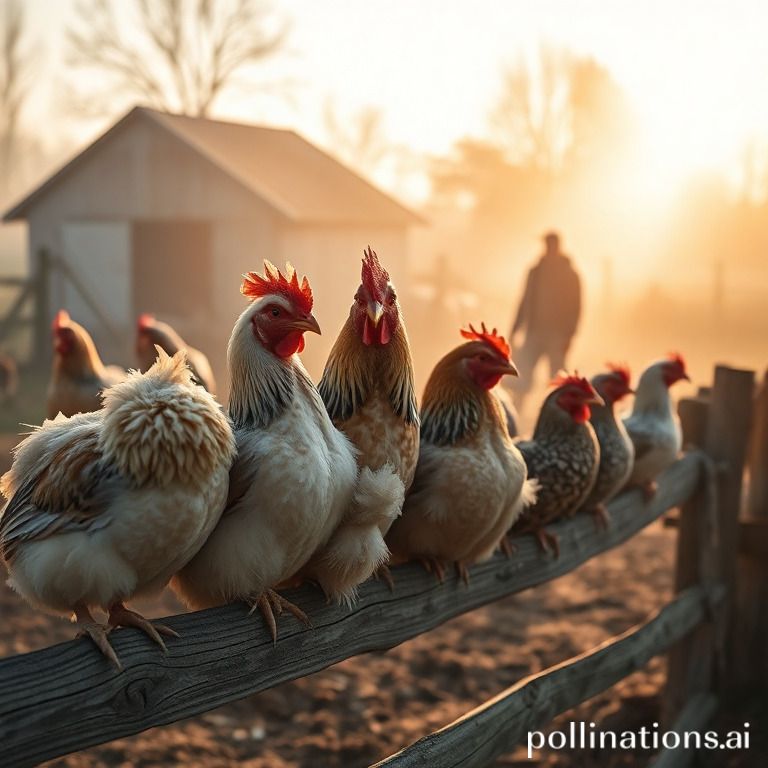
<box><xmin>704</xmin><ymin>366</ymin><xmax>755</xmax><ymax>690</ymax></box>
<box><xmin>664</xmin><ymin>396</ymin><xmax>720</xmax><ymax>727</ymax></box>
<box><xmin>33</xmin><ymin>247</ymin><xmax>51</xmax><ymax>369</ymax></box>
<box><xmin>734</xmin><ymin>369</ymin><xmax>768</xmax><ymax>689</ymax></box>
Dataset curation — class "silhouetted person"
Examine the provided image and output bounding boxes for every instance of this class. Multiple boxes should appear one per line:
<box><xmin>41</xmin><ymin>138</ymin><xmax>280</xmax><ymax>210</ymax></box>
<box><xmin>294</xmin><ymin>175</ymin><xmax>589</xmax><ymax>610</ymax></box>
<box><xmin>509</xmin><ymin>231</ymin><xmax>581</xmax><ymax>407</ymax></box>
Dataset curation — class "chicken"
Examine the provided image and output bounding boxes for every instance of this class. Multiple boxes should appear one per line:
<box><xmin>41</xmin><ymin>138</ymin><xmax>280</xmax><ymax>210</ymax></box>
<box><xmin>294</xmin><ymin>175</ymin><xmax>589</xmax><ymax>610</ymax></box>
<box><xmin>0</xmin><ymin>348</ymin><xmax>236</xmax><ymax>669</ymax></box>
<box><xmin>386</xmin><ymin>324</ymin><xmax>537</xmax><ymax>583</ymax></box>
<box><xmin>317</xmin><ymin>246</ymin><xmax>418</xmax><ymax>586</ymax></box>
<box><xmin>623</xmin><ymin>353</ymin><xmax>690</xmax><ymax>498</ymax></box>
<box><xmin>579</xmin><ymin>364</ymin><xmax>635</xmax><ymax>527</ymax></box>
<box><xmin>510</xmin><ymin>374</ymin><xmax>603</xmax><ymax>556</ymax></box>
<box><xmin>136</xmin><ymin>314</ymin><xmax>217</xmax><ymax>394</ymax></box>
<box><xmin>46</xmin><ymin>309</ymin><xmax>126</xmax><ymax>418</ymax></box>
<box><xmin>0</xmin><ymin>351</ymin><xmax>18</xmax><ymax>405</ymax></box>
<box><xmin>173</xmin><ymin>262</ymin><xmax>401</xmax><ymax>635</ymax></box>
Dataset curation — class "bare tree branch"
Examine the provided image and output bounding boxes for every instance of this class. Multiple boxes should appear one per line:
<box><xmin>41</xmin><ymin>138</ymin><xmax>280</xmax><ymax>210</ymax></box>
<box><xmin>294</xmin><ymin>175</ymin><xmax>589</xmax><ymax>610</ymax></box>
<box><xmin>66</xmin><ymin>0</ymin><xmax>288</xmax><ymax>117</ymax></box>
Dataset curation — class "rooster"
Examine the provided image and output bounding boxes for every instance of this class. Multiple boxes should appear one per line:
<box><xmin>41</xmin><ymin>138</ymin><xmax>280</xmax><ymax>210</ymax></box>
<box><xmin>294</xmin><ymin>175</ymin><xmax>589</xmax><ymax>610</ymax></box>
<box><xmin>47</xmin><ymin>310</ymin><xmax>126</xmax><ymax>418</ymax></box>
<box><xmin>173</xmin><ymin>262</ymin><xmax>402</xmax><ymax>635</ymax></box>
<box><xmin>386</xmin><ymin>324</ymin><xmax>536</xmax><ymax>583</ymax></box>
<box><xmin>510</xmin><ymin>374</ymin><xmax>603</xmax><ymax>555</ymax></box>
<box><xmin>0</xmin><ymin>349</ymin><xmax>236</xmax><ymax>669</ymax></box>
<box><xmin>579</xmin><ymin>365</ymin><xmax>635</xmax><ymax>527</ymax></box>
<box><xmin>136</xmin><ymin>314</ymin><xmax>217</xmax><ymax>394</ymax></box>
<box><xmin>624</xmin><ymin>353</ymin><xmax>690</xmax><ymax>498</ymax></box>
<box><xmin>317</xmin><ymin>247</ymin><xmax>418</xmax><ymax>586</ymax></box>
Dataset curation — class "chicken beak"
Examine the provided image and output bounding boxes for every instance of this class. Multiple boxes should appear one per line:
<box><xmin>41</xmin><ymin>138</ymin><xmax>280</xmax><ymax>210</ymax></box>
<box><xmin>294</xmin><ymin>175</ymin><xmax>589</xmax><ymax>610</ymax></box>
<box><xmin>587</xmin><ymin>392</ymin><xmax>606</xmax><ymax>407</ymax></box>
<box><xmin>498</xmin><ymin>361</ymin><xmax>520</xmax><ymax>377</ymax></box>
<box><xmin>682</xmin><ymin>373</ymin><xmax>691</xmax><ymax>382</ymax></box>
<box><xmin>292</xmin><ymin>314</ymin><xmax>321</xmax><ymax>336</ymax></box>
<box><xmin>367</xmin><ymin>301</ymin><xmax>384</xmax><ymax>327</ymax></box>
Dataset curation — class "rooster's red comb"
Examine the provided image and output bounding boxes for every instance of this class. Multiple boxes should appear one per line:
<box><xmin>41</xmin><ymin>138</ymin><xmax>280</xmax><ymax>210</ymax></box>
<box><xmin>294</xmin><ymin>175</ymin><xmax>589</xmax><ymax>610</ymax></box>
<box><xmin>550</xmin><ymin>372</ymin><xmax>595</xmax><ymax>396</ymax></box>
<box><xmin>460</xmin><ymin>322</ymin><xmax>511</xmax><ymax>360</ymax></box>
<box><xmin>137</xmin><ymin>313</ymin><xmax>155</xmax><ymax>330</ymax></box>
<box><xmin>361</xmin><ymin>246</ymin><xmax>390</xmax><ymax>301</ymax></box>
<box><xmin>667</xmin><ymin>352</ymin><xmax>687</xmax><ymax>371</ymax></box>
<box><xmin>607</xmin><ymin>362</ymin><xmax>631</xmax><ymax>387</ymax></box>
<box><xmin>241</xmin><ymin>261</ymin><xmax>313</xmax><ymax>314</ymax></box>
<box><xmin>52</xmin><ymin>309</ymin><xmax>70</xmax><ymax>331</ymax></box>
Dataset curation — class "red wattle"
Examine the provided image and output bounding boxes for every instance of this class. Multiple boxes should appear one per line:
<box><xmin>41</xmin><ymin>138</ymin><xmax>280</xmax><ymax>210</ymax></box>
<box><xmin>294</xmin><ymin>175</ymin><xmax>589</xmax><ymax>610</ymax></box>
<box><xmin>275</xmin><ymin>331</ymin><xmax>305</xmax><ymax>358</ymax></box>
<box><xmin>380</xmin><ymin>317</ymin><xmax>391</xmax><ymax>345</ymax></box>
<box><xmin>571</xmin><ymin>404</ymin><xmax>591</xmax><ymax>424</ymax></box>
<box><xmin>363</xmin><ymin>317</ymin><xmax>374</xmax><ymax>345</ymax></box>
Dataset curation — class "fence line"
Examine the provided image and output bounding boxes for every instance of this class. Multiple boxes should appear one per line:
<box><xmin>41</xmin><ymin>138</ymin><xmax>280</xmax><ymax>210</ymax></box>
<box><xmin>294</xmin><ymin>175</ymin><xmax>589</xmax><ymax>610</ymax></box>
<box><xmin>0</xmin><ymin>454</ymin><xmax>703</xmax><ymax>767</ymax></box>
<box><xmin>371</xmin><ymin>585</ymin><xmax>725</xmax><ymax>768</ymax></box>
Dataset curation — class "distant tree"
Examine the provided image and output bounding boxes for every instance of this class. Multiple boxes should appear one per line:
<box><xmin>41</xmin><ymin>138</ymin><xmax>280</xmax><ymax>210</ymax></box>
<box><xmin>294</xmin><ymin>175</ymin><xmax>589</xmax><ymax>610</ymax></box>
<box><xmin>322</xmin><ymin>100</ymin><xmax>392</xmax><ymax>180</ymax></box>
<box><xmin>67</xmin><ymin>0</ymin><xmax>288</xmax><ymax>117</ymax></box>
<box><xmin>489</xmin><ymin>46</ymin><xmax>632</xmax><ymax>178</ymax></box>
<box><xmin>0</xmin><ymin>0</ymin><xmax>30</xmax><ymax>196</ymax></box>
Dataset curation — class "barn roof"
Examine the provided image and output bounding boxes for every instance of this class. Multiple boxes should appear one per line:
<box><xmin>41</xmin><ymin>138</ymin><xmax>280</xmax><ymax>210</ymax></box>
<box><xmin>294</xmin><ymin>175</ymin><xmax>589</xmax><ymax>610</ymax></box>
<box><xmin>3</xmin><ymin>106</ymin><xmax>423</xmax><ymax>226</ymax></box>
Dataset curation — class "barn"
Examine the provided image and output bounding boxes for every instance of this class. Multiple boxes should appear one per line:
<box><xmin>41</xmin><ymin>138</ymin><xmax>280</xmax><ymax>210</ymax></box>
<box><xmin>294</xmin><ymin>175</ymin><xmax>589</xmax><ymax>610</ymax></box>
<box><xmin>2</xmin><ymin>106</ymin><xmax>422</xmax><ymax>384</ymax></box>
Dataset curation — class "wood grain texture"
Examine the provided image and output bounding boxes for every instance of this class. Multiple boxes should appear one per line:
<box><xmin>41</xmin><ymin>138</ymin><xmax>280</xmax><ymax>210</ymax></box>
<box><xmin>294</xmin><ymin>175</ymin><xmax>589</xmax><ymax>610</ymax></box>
<box><xmin>0</xmin><ymin>452</ymin><xmax>704</xmax><ymax>768</ymax></box>
<box><xmin>372</xmin><ymin>585</ymin><xmax>725</xmax><ymax>768</ymax></box>
<box><xmin>649</xmin><ymin>693</ymin><xmax>719</xmax><ymax>768</ymax></box>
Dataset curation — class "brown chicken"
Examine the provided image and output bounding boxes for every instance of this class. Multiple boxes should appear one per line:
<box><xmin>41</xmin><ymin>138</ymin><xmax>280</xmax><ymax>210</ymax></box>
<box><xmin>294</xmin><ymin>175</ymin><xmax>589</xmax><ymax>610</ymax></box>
<box><xmin>386</xmin><ymin>324</ymin><xmax>536</xmax><ymax>583</ymax></box>
<box><xmin>510</xmin><ymin>374</ymin><xmax>603</xmax><ymax>556</ymax></box>
<box><xmin>317</xmin><ymin>246</ymin><xmax>419</xmax><ymax>586</ymax></box>
<box><xmin>136</xmin><ymin>314</ymin><xmax>217</xmax><ymax>394</ymax></box>
<box><xmin>46</xmin><ymin>310</ymin><xmax>126</xmax><ymax>418</ymax></box>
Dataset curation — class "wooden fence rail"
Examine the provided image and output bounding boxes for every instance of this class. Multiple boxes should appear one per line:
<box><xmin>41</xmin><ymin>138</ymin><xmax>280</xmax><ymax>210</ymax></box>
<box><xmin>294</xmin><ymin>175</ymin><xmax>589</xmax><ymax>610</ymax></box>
<box><xmin>0</xmin><ymin>453</ymin><xmax>704</xmax><ymax>768</ymax></box>
<box><xmin>372</xmin><ymin>584</ymin><xmax>725</xmax><ymax>768</ymax></box>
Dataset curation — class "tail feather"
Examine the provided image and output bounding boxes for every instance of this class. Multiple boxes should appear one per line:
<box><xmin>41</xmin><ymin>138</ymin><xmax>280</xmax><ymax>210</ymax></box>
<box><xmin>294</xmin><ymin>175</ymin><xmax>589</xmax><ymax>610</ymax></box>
<box><xmin>521</xmin><ymin>477</ymin><xmax>540</xmax><ymax>509</ymax></box>
<box><xmin>349</xmin><ymin>466</ymin><xmax>405</xmax><ymax>528</ymax></box>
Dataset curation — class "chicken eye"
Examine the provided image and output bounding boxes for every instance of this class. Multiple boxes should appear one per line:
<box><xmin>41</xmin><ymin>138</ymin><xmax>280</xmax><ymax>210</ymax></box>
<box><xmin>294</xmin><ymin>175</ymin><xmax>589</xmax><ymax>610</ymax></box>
<box><xmin>387</xmin><ymin>293</ymin><xmax>396</xmax><ymax>305</ymax></box>
<box><xmin>271</xmin><ymin>307</ymin><xmax>281</xmax><ymax>317</ymax></box>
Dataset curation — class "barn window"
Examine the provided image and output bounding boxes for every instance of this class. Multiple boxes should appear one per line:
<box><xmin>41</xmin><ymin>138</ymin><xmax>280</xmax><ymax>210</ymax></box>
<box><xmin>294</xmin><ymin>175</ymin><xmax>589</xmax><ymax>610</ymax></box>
<box><xmin>131</xmin><ymin>220</ymin><xmax>212</xmax><ymax>316</ymax></box>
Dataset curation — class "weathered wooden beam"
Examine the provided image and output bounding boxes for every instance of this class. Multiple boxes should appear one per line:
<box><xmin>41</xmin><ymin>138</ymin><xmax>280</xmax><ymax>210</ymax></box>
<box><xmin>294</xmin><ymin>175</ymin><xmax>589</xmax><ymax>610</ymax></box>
<box><xmin>735</xmin><ymin>368</ymin><xmax>768</xmax><ymax>688</ymax></box>
<box><xmin>372</xmin><ymin>585</ymin><xmax>725</xmax><ymax>768</ymax></box>
<box><xmin>0</xmin><ymin>453</ymin><xmax>703</xmax><ymax>768</ymax></box>
<box><xmin>648</xmin><ymin>693</ymin><xmax>718</xmax><ymax>768</ymax></box>
<box><xmin>664</xmin><ymin>395</ymin><xmax>721</xmax><ymax>726</ymax></box>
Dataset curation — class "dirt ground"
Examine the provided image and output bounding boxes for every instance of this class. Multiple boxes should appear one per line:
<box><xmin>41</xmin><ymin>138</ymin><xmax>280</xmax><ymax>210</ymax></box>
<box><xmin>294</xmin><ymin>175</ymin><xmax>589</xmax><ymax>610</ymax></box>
<box><xmin>1</xmin><ymin>507</ymin><xmax>764</xmax><ymax>768</ymax></box>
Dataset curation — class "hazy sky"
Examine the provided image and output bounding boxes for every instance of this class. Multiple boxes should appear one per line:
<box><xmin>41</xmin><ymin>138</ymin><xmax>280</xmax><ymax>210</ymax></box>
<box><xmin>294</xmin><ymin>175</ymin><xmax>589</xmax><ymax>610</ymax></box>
<box><xmin>19</xmin><ymin>0</ymin><xmax>768</xmax><ymax>197</ymax></box>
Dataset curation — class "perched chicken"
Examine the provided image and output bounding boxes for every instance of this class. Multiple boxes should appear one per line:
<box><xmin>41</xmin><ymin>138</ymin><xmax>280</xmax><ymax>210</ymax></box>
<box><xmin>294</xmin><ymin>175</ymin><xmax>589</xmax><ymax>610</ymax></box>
<box><xmin>624</xmin><ymin>353</ymin><xmax>690</xmax><ymax>498</ymax></box>
<box><xmin>173</xmin><ymin>262</ymin><xmax>401</xmax><ymax>635</ymax></box>
<box><xmin>579</xmin><ymin>365</ymin><xmax>635</xmax><ymax>527</ymax></box>
<box><xmin>47</xmin><ymin>310</ymin><xmax>126</xmax><ymax>418</ymax></box>
<box><xmin>136</xmin><ymin>314</ymin><xmax>217</xmax><ymax>394</ymax></box>
<box><xmin>0</xmin><ymin>349</ymin><xmax>236</xmax><ymax>669</ymax></box>
<box><xmin>510</xmin><ymin>374</ymin><xmax>603</xmax><ymax>555</ymax></box>
<box><xmin>317</xmin><ymin>247</ymin><xmax>418</xmax><ymax>586</ymax></box>
<box><xmin>0</xmin><ymin>351</ymin><xmax>18</xmax><ymax>405</ymax></box>
<box><xmin>386</xmin><ymin>324</ymin><xmax>536</xmax><ymax>583</ymax></box>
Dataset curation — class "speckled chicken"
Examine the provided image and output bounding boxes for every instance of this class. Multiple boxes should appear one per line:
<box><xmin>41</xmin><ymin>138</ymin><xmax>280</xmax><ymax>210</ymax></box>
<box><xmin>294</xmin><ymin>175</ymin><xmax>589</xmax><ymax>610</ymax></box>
<box><xmin>386</xmin><ymin>324</ymin><xmax>537</xmax><ymax>583</ymax></box>
<box><xmin>136</xmin><ymin>314</ymin><xmax>217</xmax><ymax>394</ymax></box>
<box><xmin>0</xmin><ymin>349</ymin><xmax>236</xmax><ymax>668</ymax></box>
<box><xmin>317</xmin><ymin>247</ymin><xmax>419</xmax><ymax>586</ymax></box>
<box><xmin>510</xmin><ymin>375</ymin><xmax>603</xmax><ymax>555</ymax></box>
<box><xmin>173</xmin><ymin>262</ymin><xmax>402</xmax><ymax>634</ymax></box>
<box><xmin>579</xmin><ymin>365</ymin><xmax>635</xmax><ymax>527</ymax></box>
<box><xmin>624</xmin><ymin>353</ymin><xmax>690</xmax><ymax>498</ymax></box>
<box><xmin>47</xmin><ymin>310</ymin><xmax>127</xmax><ymax>418</ymax></box>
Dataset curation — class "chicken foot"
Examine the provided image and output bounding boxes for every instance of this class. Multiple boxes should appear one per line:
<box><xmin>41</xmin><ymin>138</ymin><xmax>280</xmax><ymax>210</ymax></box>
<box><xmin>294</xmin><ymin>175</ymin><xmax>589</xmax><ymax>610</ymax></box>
<box><xmin>533</xmin><ymin>528</ymin><xmax>561</xmax><ymax>558</ymax></box>
<box><xmin>248</xmin><ymin>589</ymin><xmax>311</xmax><ymax>643</ymax></box>
<box><xmin>419</xmin><ymin>556</ymin><xmax>447</xmax><ymax>583</ymax></box>
<box><xmin>108</xmin><ymin>602</ymin><xmax>180</xmax><ymax>653</ymax></box>
<box><xmin>590</xmin><ymin>503</ymin><xmax>611</xmax><ymax>531</ymax></box>
<box><xmin>373</xmin><ymin>563</ymin><xmax>395</xmax><ymax>592</ymax></box>
<box><xmin>73</xmin><ymin>603</ymin><xmax>122</xmax><ymax>671</ymax></box>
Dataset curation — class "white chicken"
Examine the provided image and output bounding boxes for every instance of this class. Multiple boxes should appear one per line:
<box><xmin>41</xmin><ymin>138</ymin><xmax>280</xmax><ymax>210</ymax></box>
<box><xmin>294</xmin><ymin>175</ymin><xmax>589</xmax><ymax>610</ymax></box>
<box><xmin>624</xmin><ymin>353</ymin><xmax>690</xmax><ymax>498</ymax></box>
<box><xmin>0</xmin><ymin>349</ymin><xmax>236</xmax><ymax>668</ymax></box>
<box><xmin>173</xmin><ymin>262</ymin><xmax>401</xmax><ymax>637</ymax></box>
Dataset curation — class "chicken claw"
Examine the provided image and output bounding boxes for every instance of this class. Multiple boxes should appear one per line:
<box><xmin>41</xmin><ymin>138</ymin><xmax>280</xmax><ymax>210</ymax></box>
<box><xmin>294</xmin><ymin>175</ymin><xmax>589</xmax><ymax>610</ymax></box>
<box><xmin>500</xmin><ymin>535</ymin><xmax>517</xmax><ymax>558</ymax></box>
<box><xmin>108</xmin><ymin>602</ymin><xmax>179</xmax><ymax>653</ymax></box>
<box><xmin>455</xmin><ymin>561</ymin><xmax>471</xmax><ymax>585</ymax></box>
<box><xmin>534</xmin><ymin>528</ymin><xmax>560</xmax><ymax>558</ymax></box>
<box><xmin>248</xmin><ymin>589</ymin><xmax>311</xmax><ymax>643</ymax></box>
<box><xmin>373</xmin><ymin>564</ymin><xmax>395</xmax><ymax>592</ymax></box>
<box><xmin>641</xmin><ymin>480</ymin><xmax>658</xmax><ymax>502</ymax></box>
<box><xmin>74</xmin><ymin>603</ymin><xmax>122</xmax><ymax>670</ymax></box>
<box><xmin>591</xmin><ymin>503</ymin><xmax>611</xmax><ymax>531</ymax></box>
<box><xmin>419</xmin><ymin>556</ymin><xmax>446</xmax><ymax>583</ymax></box>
